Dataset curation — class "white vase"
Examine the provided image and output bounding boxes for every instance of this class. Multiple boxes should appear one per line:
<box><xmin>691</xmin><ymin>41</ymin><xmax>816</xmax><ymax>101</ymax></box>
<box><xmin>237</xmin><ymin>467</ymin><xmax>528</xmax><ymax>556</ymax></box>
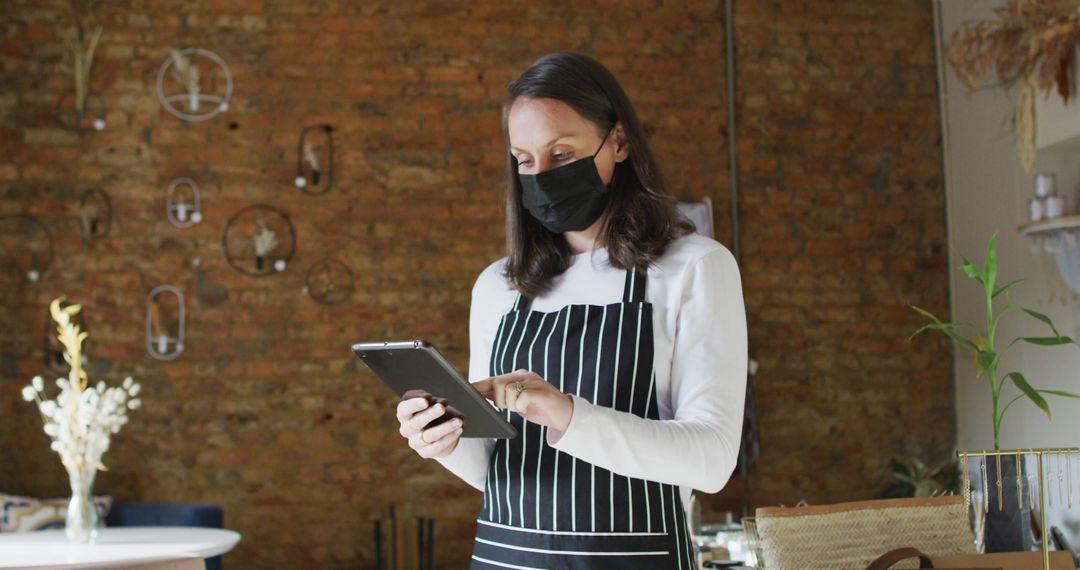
<box><xmin>65</xmin><ymin>469</ymin><xmax>98</xmax><ymax>544</ymax></box>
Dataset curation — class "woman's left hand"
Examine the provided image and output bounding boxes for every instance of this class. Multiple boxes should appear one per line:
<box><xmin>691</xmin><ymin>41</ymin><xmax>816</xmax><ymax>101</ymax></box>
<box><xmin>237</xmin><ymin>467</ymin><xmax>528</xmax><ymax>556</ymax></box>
<box><xmin>474</xmin><ymin>369</ymin><xmax>573</xmax><ymax>432</ymax></box>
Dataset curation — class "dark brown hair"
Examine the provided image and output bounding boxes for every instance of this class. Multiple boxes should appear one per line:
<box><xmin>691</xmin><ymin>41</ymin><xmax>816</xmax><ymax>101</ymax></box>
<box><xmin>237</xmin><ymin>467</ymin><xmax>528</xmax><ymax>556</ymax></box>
<box><xmin>502</xmin><ymin>51</ymin><xmax>694</xmax><ymax>297</ymax></box>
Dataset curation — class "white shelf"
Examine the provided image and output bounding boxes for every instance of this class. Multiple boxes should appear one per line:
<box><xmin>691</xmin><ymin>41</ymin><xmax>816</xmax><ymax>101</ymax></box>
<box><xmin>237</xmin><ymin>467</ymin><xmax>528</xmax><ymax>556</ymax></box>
<box><xmin>1018</xmin><ymin>214</ymin><xmax>1080</xmax><ymax>236</ymax></box>
<box><xmin>1017</xmin><ymin>215</ymin><xmax>1080</xmax><ymax>295</ymax></box>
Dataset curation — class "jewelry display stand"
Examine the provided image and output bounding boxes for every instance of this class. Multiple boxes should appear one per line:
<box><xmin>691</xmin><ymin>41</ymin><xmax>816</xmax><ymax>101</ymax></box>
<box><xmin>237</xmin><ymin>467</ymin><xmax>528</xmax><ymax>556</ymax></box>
<box><xmin>959</xmin><ymin>448</ymin><xmax>1080</xmax><ymax>570</ymax></box>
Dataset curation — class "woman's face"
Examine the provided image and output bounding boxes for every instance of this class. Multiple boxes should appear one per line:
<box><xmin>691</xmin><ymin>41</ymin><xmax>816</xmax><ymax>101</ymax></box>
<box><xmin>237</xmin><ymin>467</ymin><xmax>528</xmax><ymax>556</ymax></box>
<box><xmin>507</xmin><ymin>96</ymin><xmax>628</xmax><ymax>184</ymax></box>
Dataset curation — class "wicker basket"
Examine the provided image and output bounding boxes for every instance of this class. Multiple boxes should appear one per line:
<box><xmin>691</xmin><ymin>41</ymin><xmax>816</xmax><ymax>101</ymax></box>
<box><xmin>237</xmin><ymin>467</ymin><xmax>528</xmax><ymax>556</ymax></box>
<box><xmin>755</xmin><ymin>496</ymin><xmax>976</xmax><ymax>570</ymax></box>
<box><xmin>741</xmin><ymin>516</ymin><xmax>766</xmax><ymax>569</ymax></box>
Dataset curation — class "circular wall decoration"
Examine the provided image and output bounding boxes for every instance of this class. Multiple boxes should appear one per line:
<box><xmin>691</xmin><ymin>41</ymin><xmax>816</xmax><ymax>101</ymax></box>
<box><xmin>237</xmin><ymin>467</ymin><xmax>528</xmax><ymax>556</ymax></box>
<box><xmin>165</xmin><ymin>177</ymin><xmax>204</xmax><ymax>228</ymax></box>
<box><xmin>222</xmin><ymin>204</ymin><xmax>296</xmax><ymax>276</ymax></box>
<box><xmin>56</xmin><ymin>91</ymin><xmax>107</xmax><ymax>132</ymax></box>
<box><xmin>79</xmin><ymin>187</ymin><xmax>111</xmax><ymax>244</ymax></box>
<box><xmin>0</xmin><ymin>214</ymin><xmax>54</xmax><ymax>284</ymax></box>
<box><xmin>155</xmin><ymin>47</ymin><xmax>233</xmax><ymax>122</ymax></box>
<box><xmin>303</xmin><ymin>257</ymin><xmax>354</xmax><ymax>305</ymax></box>
<box><xmin>295</xmin><ymin>124</ymin><xmax>335</xmax><ymax>195</ymax></box>
<box><xmin>146</xmin><ymin>285</ymin><xmax>185</xmax><ymax>361</ymax></box>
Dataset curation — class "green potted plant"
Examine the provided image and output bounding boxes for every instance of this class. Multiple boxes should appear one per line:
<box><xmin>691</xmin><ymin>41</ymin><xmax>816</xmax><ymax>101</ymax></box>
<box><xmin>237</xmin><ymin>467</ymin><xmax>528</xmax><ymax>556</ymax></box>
<box><xmin>882</xmin><ymin>456</ymin><xmax>959</xmax><ymax>499</ymax></box>
<box><xmin>909</xmin><ymin>233</ymin><xmax>1080</xmax><ymax>552</ymax></box>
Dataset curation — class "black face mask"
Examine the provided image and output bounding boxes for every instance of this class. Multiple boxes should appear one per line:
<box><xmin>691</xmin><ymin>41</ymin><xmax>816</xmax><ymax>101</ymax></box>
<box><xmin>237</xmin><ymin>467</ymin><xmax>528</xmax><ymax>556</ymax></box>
<box><xmin>518</xmin><ymin>129</ymin><xmax>613</xmax><ymax>234</ymax></box>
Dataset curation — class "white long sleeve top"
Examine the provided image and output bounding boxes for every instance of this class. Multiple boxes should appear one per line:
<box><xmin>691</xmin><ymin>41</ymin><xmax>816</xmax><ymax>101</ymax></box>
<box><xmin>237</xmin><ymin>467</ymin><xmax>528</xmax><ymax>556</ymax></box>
<box><xmin>436</xmin><ymin>232</ymin><xmax>748</xmax><ymax>512</ymax></box>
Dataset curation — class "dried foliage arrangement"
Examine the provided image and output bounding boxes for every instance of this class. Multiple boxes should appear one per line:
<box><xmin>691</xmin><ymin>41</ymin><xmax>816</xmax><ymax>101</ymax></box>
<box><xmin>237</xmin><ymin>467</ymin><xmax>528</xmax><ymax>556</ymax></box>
<box><xmin>59</xmin><ymin>0</ymin><xmax>103</xmax><ymax>120</ymax></box>
<box><xmin>947</xmin><ymin>0</ymin><xmax>1080</xmax><ymax>172</ymax></box>
<box><xmin>169</xmin><ymin>49</ymin><xmax>201</xmax><ymax>110</ymax></box>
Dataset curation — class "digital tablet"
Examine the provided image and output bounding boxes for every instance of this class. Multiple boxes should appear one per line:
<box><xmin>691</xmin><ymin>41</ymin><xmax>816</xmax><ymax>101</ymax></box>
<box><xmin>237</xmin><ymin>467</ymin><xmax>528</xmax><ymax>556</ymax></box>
<box><xmin>352</xmin><ymin>340</ymin><xmax>518</xmax><ymax>439</ymax></box>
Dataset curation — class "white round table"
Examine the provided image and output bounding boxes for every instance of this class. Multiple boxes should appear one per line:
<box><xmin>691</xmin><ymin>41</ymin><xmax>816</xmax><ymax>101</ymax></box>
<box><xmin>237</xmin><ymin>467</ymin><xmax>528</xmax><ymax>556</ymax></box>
<box><xmin>0</xmin><ymin>527</ymin><xmax>241</xmax><ymax>569</ymax></box>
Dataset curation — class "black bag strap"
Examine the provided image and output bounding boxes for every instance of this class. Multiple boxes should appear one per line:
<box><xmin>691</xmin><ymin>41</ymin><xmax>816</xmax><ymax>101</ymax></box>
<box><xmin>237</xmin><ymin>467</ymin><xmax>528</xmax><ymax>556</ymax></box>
<box><xmin>864</xmin><ymin>548</ymin><xmax>933</xmax><ymax>570</ymax></box>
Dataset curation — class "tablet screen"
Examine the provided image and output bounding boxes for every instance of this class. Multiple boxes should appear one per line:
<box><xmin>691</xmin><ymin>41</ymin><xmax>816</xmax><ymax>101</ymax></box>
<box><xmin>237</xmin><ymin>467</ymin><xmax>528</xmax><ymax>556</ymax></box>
<box><xmin>352</xmin><ymin>340</ymin><xmax>517</xmax><ymax>439</ymax></box>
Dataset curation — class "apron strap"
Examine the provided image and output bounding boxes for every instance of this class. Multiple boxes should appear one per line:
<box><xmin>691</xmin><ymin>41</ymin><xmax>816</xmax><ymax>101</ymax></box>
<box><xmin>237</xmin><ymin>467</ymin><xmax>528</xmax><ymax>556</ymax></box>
<box><xmin>622</xmin><ymin>267</ymin><xmax>647</xmax><ymax>303</ymax></box>
<box><xmin>515</xmin><ymin>267</ymin><xmax>645</xmax><ymax>311</ymax></box>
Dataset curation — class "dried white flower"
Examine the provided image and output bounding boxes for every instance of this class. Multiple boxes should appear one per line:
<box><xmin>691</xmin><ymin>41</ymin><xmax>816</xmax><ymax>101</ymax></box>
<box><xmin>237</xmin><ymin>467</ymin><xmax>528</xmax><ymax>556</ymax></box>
<box><xmin>303</xmin><ymin>141</ymin><xmax>320</xmax><ymax>172</ymax></box>
<box><xmin>253</xmin><ymin>219</ymin><xmax>279</xmax><ymax>257</ymax></box>
<box><xmin>169</xmin><ymin>49</ymin><xmax>201</xmax><ymax>99</ymax></box>
<box><xmin>23</xmin><ymin>297</ymin><xmax>143</xmax><ymax>482</ymax></box>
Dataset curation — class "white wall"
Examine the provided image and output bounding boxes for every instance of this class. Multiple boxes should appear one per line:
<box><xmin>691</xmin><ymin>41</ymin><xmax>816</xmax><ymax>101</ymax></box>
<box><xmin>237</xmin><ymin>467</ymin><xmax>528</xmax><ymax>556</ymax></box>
<box><xmin>937</xmin><ymin>0</ymin><xmax>1080</xmax><ymax>538</ymax></box>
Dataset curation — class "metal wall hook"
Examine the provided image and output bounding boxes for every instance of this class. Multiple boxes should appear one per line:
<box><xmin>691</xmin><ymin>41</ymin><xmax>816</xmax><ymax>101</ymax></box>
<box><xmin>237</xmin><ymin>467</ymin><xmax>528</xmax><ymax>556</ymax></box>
<box><xmin>165</xmin><ymin>177</ymin><xmax>204</xmax><ymax>228</ymax></box>
<box><xmin>295</xmin><ymin>124</ymin><xmax>335</xmax><ymax>195</ymax></box>
<box><xmin>156</xmin><ymin>47</ymin><xmax>233</xmax><ymax>122</ymax></box>
<box><xmin>146</xmin><ymin>285</ymin><xmax>185</xmax><ymax>361</ymax></box>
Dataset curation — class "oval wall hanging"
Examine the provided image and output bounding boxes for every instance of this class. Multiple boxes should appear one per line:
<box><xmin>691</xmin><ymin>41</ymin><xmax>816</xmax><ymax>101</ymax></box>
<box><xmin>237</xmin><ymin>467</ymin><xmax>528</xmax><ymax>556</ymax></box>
<box><xmin>146</xmin><ymin>285</ymin><xmax>185</xmax><ymax>361</ymax></box>
<box><xmin>165</xmin><ymin>177</ymin><xmax>204</xmax><ymax>228</ymax></box>
<box><xmin>79</xmin><ymin>187</ymin><xmax>111</xmax><ymax>245</ymax></box>
<box><xmin>294</xmin><ymin>124</ymin><xmax>335</xmax><ymax>195</ymax></box>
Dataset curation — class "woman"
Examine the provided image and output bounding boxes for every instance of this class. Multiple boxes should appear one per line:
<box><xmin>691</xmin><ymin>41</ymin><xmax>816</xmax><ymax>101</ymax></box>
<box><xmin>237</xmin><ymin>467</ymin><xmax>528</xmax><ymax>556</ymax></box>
<box><xmin>395</xmin><ymin>51</ymin><xmax>748</xmax><ymax>569</ymax></box>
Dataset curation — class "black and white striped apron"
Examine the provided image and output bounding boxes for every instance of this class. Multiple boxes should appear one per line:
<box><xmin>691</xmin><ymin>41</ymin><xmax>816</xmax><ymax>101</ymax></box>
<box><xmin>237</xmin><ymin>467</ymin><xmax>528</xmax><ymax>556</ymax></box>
<box><xmin>470</xmin><ymin>268</ymin><xmax>696</xmax><ymax>570</ymax></box>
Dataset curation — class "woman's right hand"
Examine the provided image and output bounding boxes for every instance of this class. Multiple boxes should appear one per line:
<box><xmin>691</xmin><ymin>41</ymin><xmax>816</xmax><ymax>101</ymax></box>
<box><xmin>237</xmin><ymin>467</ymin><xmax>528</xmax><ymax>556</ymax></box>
<box><xmin>396</xmin><ymin>396</ymin><xmax>464</xmax><ymax>459</ymax></box>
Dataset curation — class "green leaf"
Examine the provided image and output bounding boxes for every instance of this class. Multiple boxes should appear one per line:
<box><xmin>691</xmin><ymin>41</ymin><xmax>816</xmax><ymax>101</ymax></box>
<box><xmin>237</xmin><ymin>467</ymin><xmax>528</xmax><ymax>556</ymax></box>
<box><xmin>910</xmin><ymin>323</ymin><xmax>980</xmax><ymax>352</ymax></box>
<box><xmin>1006</xmin><ymin>372</ymin><xmax>1051</xmax><ymax>420</ymax></box>
<box><xmin>1020</xmin><ymin>307</ymin><xmax>1062</xmax><ymax>338</ymax></box>
<box><xmin>991</xmin><ymin>304</ymin><xmax>1017</xmax><ymax>336</ymax></box>
<box><xmin>985</xmin><ymin>233</ymin><xmax>998</xmax><ymax>294</ymax></box>
<box><xmin>976</xmin><ymin>350</ymin><xmax>997</xmax><ymax>377</ymax></box>
<box><xmin>992</xmin><ymin>278</ymin><xmax>1023</xmax><ymax>299</ymax></box>
<box><xmin>1037</xmin><ymin>389</ymin><xmax>1080</xmax><ymax>399</ymax></box>
<box><xmin>1020</xmin><ymin>336</ymin><xmax>1076</xmax><ymax>347</ymax></box>
<box><xmin>961</xmin><ymin>255</ymin><xmax>985</xmax><ymax>287</ymax></box>
<box><xmin>910</xmin><ymin>304</ymin><xmax>943</xmax><ymax>323</ymax></box>
<box><xmin>908</xmin><ymin>305</ymin><xmax>980</xmax><ymax>351</ymax></box>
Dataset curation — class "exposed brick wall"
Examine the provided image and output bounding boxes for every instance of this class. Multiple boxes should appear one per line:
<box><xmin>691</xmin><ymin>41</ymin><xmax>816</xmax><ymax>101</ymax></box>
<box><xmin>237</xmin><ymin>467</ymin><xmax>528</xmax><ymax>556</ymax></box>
<box><xmin>0</xmin><ymin>0</ymin><xmax>952</xmax><ymax>567</ymax></box>
<box><xmin>732</xmin><ymin>0</ymin><xmax>954</xmax><ymax>507</ymax></box>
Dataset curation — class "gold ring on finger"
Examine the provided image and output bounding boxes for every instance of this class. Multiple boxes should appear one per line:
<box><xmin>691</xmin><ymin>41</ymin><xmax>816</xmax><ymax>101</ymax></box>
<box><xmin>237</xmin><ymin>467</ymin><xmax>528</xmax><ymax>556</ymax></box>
<box><xmin>514</xmin><ymin>381</ymin><xmax>526</xmax><ymax>393</ymax></box>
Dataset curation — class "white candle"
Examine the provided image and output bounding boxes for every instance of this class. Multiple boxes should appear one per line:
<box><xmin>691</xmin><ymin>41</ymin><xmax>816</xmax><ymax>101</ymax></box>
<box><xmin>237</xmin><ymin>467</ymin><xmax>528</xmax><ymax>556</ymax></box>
<box><xmin>1029</xmin><ymin>198</ymin><xmax>1045</xmax><ymax>222</ymax></box>
<box><xmin>157</xmin><ymin>336</ymin><xmax>168</xmax><ymax>354</ymax></box>
<box><xmin>1046</xmin><ymin>196</ymin><xmax>1066</xmax><ymax>219</ymax></box>
<box><xmin>1035</xmin><ymin>173</ymin><xmax>1056</xmax><ymax>198</ymax></box>
<box><xmin>177</xmin><ymin>204</ymin><xmax>188</xmax><ymax>222</ymax></box>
